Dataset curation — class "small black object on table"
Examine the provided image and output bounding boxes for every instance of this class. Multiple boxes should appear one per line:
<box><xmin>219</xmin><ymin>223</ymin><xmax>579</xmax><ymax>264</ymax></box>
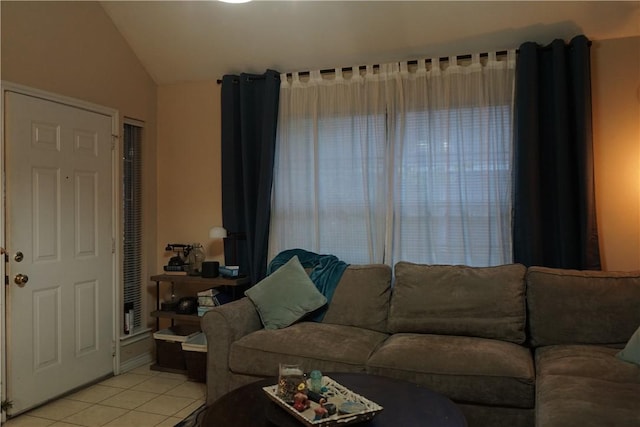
<box><xmin>202</xmin><ymin>372</ymin><xmax>467</xmax><ymax>427</ymax></box>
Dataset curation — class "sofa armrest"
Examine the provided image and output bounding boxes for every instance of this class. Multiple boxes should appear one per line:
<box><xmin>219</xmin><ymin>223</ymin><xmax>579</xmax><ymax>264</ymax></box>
<box><xmin>201</xmin><ymin>297</ymin><xmax>262</xmax><ymax>404</ymax></box>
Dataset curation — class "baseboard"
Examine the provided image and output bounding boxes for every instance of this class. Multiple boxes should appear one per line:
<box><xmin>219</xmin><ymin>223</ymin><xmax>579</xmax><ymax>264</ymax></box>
<box><xmin>120</xmin><ymin>351</ymin><xmax>154</xmax><ymax>373</ymax></box>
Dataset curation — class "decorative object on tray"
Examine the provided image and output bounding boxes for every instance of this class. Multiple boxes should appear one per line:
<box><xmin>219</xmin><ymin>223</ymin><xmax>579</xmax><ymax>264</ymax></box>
<box><xmin>264</xmin><ymin>373</ymin><xmax>383</xmax><ymax>427</ymax></box>
<box><xmin>309</xmin><ymin>370</ymin><xmax>323</xmax><ymax>393</ymax></box>
<box><xmin>277</xmin><ymin>364</ymin><xmax>305</xmax><ymax>403</ymax></box>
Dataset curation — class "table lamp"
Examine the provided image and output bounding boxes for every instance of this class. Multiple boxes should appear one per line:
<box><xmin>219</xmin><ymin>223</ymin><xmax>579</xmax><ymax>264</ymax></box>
<box><xmin>204</xmin><ymin>226</ymin><xmax>228</xmax><ymax>278</ymax></box>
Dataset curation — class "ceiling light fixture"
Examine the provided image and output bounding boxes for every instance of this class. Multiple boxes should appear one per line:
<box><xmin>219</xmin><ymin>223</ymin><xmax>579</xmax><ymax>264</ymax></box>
<box><xmin>219</xmin><ymin>0</ymin><xmax>252</xmax><ymax>3</ymax></box>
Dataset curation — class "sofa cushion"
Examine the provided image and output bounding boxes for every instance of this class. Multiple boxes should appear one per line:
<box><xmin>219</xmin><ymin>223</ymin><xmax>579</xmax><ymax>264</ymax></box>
<box><xmin>322</xmin><ymin>264</ymin><xmax>392</xmax><ymax>333</ymax></box>
<box><xmin>389</xmin><ymin>262</ymin><xmax>527</xmax><ymax>343</ymax></box>
<box><xmin>527</xmin><ymin>267</ymin><xmax>640</xmax><ymax>347</ymax></box>
<box><xmin>244</xmin><ymin>255</ymin><xmax>327</xmax><ymax>330</ymax></box>
<box><xmin>535</xmin><ymin>345</ymin><xmax>640</xmax><ymax>427</ymax></box>
<box><xmin>229</xmin><ymin>322</ymin><xmax>389</xmax><ymax>377</ymax></box>
<box><xmin>367</xmin><ymin>333</ymin><xmax>535</xmax><ymax>409</ymax></box>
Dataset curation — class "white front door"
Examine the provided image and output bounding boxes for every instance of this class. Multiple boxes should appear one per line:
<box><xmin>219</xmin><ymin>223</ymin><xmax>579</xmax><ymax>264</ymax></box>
<box><xmin>4</xmin><ymin>91</ymin><xmax>115</xmax><ymax>414</ymax></box>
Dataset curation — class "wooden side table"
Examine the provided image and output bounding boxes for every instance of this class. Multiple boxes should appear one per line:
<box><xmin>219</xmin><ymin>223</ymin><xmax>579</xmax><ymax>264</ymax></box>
<box><xmin>150</xmin><ymin>274</ymin><xmax>249</xmax><ymax>330</ymax></box>
<box><xmin>149</xmin><ymin>274</ymin><xmax>249</xmax><ymax>373</ymax></box>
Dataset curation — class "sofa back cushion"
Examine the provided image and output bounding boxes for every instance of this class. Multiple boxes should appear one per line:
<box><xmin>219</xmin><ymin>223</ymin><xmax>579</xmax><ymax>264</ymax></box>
<box><xmin>322</xmin><ymin>264</ymin><xmax>392</xmax><ymax>333</ymax></box>
<box><xmin>527</xmin><ymin>267</ymin><xmax>640</xmax><ymax>347</ymax></box>
<box><xmin>389</xmin><ymin>262</ymin><xmax>527</xmax><ymax>344</ymax></box>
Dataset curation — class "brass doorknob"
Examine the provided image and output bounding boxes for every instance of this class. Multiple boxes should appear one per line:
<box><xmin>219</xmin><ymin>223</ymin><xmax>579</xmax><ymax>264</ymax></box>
<box><xmin>14</xmin><ymin>274</ymin><xmax>29</xmax><ymax>287</ymax></box>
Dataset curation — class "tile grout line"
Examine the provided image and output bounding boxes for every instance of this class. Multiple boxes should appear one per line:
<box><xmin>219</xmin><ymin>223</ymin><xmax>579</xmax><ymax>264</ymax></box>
<box><xmin>5</xmin><ymin>366</ymin><xmax>159</xmax><ymax>426</ymax></box>
<box><xmin>5</xmin><ymin>365</ymin><xmax>206</xmax><ymax>427</ymax></box>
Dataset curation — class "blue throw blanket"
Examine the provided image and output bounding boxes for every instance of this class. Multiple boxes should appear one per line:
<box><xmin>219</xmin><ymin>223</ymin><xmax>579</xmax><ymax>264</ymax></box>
<box><xmin>267</xmin><ymin>249</ymin><xmax>349</xmax><ymax>321</ymax></box>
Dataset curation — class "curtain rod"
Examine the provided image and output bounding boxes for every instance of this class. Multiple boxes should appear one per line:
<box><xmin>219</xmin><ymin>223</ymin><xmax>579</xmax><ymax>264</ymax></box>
<box><xmin>215</xmin><ymin>37</ymin><xmax>591</xmax><ymax>84</ymax></box>
<box><xmin>215</xmin><ymin>50</ymin><xmax>512</xmax><ymax>85</ymax></box>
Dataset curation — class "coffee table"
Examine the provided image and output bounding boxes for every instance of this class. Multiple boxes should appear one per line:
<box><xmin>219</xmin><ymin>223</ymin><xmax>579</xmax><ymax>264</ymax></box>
<box><xmin>202</xmin><ymin>372</ymin><xmax>467</xmax><ymax>426</ymax></box>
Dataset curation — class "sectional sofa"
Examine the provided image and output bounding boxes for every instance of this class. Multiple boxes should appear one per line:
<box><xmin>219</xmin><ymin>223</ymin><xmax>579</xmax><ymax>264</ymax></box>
<box><xmin>201</xmin><ymin>261</ymin><xmax>640</xmax><ymax>427</ymax></box>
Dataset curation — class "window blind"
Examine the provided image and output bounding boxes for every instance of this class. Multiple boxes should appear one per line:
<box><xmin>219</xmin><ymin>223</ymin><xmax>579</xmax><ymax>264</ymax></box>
<box><xmin>123</xmin><ymin>122</ymin><xmax>143</xmax><ymax>331</ymax></box>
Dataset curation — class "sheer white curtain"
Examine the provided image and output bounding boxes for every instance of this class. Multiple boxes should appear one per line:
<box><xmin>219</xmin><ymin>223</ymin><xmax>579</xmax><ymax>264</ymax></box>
<box><xmin>269</xmin><ymin>68</ymin><xmax>390</xmax><ymax>264</ymax></box>
<box><xmin>391</xmin><ymin>52</ymin><xmax>516</xmax><ymax>266</ymax></box>
<box><xmin>270</xmin><ymin>52</ymin><xmax>516</xmax><ymax>266</ymax></box>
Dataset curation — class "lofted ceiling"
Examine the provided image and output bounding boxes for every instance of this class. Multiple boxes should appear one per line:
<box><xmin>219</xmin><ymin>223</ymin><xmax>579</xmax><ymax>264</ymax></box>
<box><xmin>100</xmin><ymin>1</ymin><xmax>640</xmax><ymax>85</ymax></box>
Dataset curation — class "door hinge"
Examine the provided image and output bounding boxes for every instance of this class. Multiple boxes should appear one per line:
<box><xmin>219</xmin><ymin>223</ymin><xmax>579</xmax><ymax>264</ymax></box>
<box><xmin>111</xmin><ymin>134</ymin><xmax>118</xmax><ymax>150</ymax></box>
<box><xmin>112</xmin><ymin>238</ymin><xmax>116</xmax><ymax>254</ymax></box>
<box><xmin>5</xmin><ymin>275</ymin><xmax>8</xmax><ymax>286</ymax></box>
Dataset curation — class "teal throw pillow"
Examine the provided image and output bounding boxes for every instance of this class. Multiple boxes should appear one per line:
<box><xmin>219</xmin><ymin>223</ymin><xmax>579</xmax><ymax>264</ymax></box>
<box><xmin>245</xmin><ymin>255</ymin><xmax>327</xmax><ymax>330</ymax></box>
<box><xmin>616</xmin><ymin>325</ymin><xmax>640</xmax><ymax>366</ymax></box>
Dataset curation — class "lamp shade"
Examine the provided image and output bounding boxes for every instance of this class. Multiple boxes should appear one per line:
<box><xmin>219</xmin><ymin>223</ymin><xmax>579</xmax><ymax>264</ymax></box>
<box><xmin>209</xmin><ymin>226</ymin><xmax>228</xmax><ymax>239</ymax></box>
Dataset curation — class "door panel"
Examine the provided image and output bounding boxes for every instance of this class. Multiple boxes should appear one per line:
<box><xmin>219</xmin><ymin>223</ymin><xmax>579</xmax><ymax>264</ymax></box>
<box><xmin>75</xmin><ymin>280</ymin><xmax>98</xmax><ymax>356</ymax></box>
<box><xmin>5</xmin><ymin>91</ymin><xmax>115</xmax><ymax>414</ymax></box>
<box><xmin>33</xmin><ymin>287</ymin><xmax>61</xmax><ymax>370</ymax></box>
<box><xmin>33</xmin><ymin>167</ymin><xmax>61</xmax><ymax>261</ymax></box>
<box><xmin>75</xmin><ymin>171</ymin><xmax>98</xmax><ymax>256</ymax></box>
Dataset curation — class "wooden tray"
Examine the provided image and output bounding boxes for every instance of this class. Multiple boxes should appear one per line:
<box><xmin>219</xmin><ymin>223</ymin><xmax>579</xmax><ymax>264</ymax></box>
<box><xmin>263</xmin><ymin>376</ymin><xmax>383</xmax><ymax>427</ymax></box>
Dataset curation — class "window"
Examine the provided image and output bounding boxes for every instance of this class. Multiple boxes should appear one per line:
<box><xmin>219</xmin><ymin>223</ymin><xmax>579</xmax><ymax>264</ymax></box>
<box><xmin>270</xmin><ymin>54</ymin><xmax>515</xmax><ymax>267</ymax></box>
<box><xmin>123</xmin><ymin>121</ymin><xmax>143</xmax><ymax>331</ymax></box>
<box><xmin>392</xmin><ymin>105</ymin><xmax>513</xmax><ymax>266</ymax></box>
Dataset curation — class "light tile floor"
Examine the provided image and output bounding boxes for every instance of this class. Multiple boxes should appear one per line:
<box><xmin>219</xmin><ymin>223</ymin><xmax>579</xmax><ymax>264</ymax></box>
<box><xmin>4</xmin><ymin>364</ymin><xmax>204</xmax><ymax>427</ymax></box>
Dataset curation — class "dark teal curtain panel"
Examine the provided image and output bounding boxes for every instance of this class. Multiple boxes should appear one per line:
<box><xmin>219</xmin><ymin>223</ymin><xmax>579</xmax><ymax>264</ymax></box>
<box><xmin>221</xmin><ymin>70</ymin><xmax>280</xmax><ymax>284</ymax></box>
<box><xmin>513</xmin><ymin>35</ymin><xmax>600</xmax><ymax>270</ymax></box>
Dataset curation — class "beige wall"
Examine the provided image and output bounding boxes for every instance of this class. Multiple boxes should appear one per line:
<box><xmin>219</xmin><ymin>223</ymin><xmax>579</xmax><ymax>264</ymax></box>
<box><xmin>592</xmin><ymin>36</ymin><xmax>640</xmax><ymax>271</ymax></box>
<box><xmin>1</xmin><ymin>1</ymin><xmax>159</xmax><ymax>362</ymax></box>
<box><xmin>156</xmin><ymin>82</ymin><xmax>224</xmax><ymax>268</ymax></box>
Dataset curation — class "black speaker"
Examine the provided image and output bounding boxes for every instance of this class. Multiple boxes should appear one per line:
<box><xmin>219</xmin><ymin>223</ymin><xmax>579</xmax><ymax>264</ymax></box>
<box><xmin>202</xmin><ymin>261</ymin><xmax>220</xmax><ymax>278</ymax></box>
